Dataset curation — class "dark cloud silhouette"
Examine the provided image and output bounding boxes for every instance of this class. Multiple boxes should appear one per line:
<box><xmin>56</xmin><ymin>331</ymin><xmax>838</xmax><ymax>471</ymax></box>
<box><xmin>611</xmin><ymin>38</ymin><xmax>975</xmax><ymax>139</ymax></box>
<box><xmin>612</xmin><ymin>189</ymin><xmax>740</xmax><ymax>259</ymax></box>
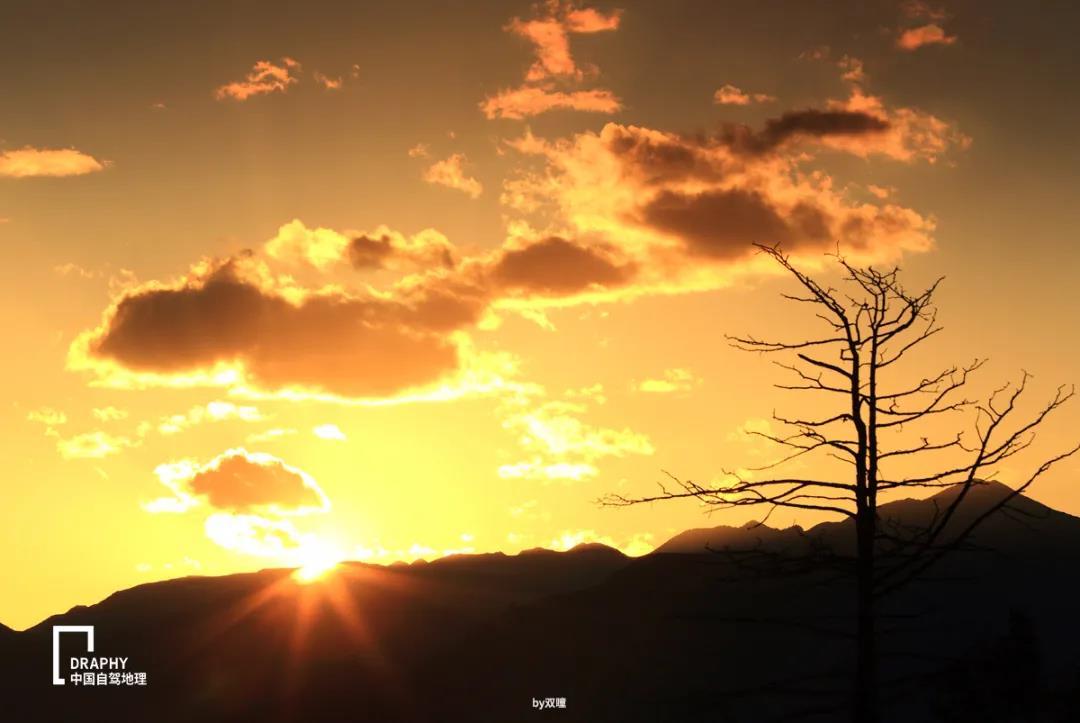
<box><xmin>640</xmin><ymin>189</ymin><xmax>832</xmax><ymax>258</ymax></box>
<box><xmin>77</xmin><ymin>237</ymin><xmax>644</xmax><ymax>397</ymax></box>
<box><xmin>720</xmin><ymin>109</ymin><xmax>890</xmax><ymax>155</ymax></box>
<box><xmin>605</xmin><ymin>126</ymin><xmax>729</xmax><ymax>185</ymax></box>
<box><xmin>347</xmin><ymin>233</ymin><xmax>456</xmax><ymax>271</ymax></box>
<box><xmin>347</xmin><ymin>234</ymin><xmax>395</xmax><ymax>269</ymax></box>
<box><xmin>490</xmin><ymin>237</ymin><xmax>635</xmax><ymax>295</ymax></box>
<box><xmin>88</xmin><ymin>261</ymin><xmax>482</xmax><ymax>397</ymax></box>
<box><xmin>601</xmin><ymin>111</ymin><xmax>889</xmax><ymax>186</ymax></box>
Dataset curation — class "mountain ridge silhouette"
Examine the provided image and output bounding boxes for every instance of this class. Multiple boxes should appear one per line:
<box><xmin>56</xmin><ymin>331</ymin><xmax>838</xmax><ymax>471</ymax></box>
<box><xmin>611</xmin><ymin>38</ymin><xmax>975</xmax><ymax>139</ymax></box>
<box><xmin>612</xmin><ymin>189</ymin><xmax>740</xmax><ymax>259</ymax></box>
<box><xmin>4</xmin><ymin>481</ymin><xmax>1079</xmax><ymax>722</ymax></box>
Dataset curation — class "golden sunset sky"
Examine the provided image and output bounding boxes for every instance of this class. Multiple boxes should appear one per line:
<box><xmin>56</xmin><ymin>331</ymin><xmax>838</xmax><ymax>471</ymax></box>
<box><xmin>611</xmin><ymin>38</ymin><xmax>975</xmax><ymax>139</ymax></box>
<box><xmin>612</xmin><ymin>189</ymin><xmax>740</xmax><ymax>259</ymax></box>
<box><xmin>3</xmin><ymin>0</ymin><xmax>1079</xmax><ymax>629</ymax></box>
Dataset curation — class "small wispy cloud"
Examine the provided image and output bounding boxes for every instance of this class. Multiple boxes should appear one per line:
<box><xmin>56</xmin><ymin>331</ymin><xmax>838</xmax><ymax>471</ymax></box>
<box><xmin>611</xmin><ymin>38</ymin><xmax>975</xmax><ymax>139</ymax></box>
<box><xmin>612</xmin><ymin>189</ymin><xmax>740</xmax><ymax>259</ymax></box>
<box><xmin>92</xmin><ymin>406</ymin><xmax>128</xmax><ymax>422</ymax></box>
<box><xmin>714</xmin><ymin>84</ymin><xmax>776</xmax><ymax>106</ymax></box>
<box><xmin>423</xmin><ymin>153</ymin><xmax>483</xmax><ymax>198</ymax></box>
<box><xmin>0</xmin><ymin>147</ymin><xmax>107</xmax><ymax>178</ymax></box>
<box><xmin>637</xmin><ymin>368</ymin><xmax>700</xmax><ymax>394</ymax></box>
<box><xmin>215</xmin><ymin>58</ymin><xmax>301</xmax><ymax>101</ymax></box>
<box><xmin>158</xmin><ymin>401</ymin><xmax>263</xmax><ymax>435</ymax></box>
<box><xmin>57</xmin><ymin>430</ymin><xmax>137</xmax><ymax>459</ymax></box>
<box><xmin>313</xmin><ymin>71</ymin><xmax>342</xmax><ymax>90</ymax></box>
<box><xmin>313</xmin><ymin>423</ymin><xmax>347</xmax><ymax>441</ymax></box>
<box><xmin>896</xmin><ymin>24</ymin><xmax>957</xmax><ymax>51</ymax></box>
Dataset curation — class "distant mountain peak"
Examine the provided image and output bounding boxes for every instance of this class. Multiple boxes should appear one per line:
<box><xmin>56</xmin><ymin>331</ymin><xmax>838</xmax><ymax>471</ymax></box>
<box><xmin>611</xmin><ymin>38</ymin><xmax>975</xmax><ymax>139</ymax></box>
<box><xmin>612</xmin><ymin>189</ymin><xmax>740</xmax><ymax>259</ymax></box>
<box><xmin>875</xmin><ymin>479</ymin><xmax>1056</xmax><ymax>526</ymax></box>
<box><xmin>654</xmin><ymin>480</ymin><xmax>1078</xmax><ymax>556</ymax></box>
<box><xmin>567</xmin><ymin>542</ymin><xmax>625</xmax><ymax>555</ymax></box>
<box><xmin>654</xmin><ymin>521</ymin><xmax>805</xmax><ymax>555</ymax></box>
<box><xmin>517</xmin><ymin>542</ymin><xmax>624</xmax><ymax>557</ymax></box>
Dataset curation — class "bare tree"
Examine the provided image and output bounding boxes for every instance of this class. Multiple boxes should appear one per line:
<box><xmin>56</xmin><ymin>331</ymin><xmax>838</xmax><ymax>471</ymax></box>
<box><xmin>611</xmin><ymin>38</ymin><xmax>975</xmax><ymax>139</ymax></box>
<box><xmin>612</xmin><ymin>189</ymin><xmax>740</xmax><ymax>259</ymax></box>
<box><xmin>603</xmin><ymin>245</ymin><xmax>1078</xmax><ymax>723</ymax></box>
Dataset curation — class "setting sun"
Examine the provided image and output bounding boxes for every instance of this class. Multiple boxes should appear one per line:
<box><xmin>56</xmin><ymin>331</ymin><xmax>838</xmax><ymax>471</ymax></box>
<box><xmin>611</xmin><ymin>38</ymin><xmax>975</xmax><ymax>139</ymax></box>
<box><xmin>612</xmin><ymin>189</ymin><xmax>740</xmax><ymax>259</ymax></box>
<box><xmin>292</xmin><ymin>552</ymin><xmax>342</xmax><ymax>584</ymax></box>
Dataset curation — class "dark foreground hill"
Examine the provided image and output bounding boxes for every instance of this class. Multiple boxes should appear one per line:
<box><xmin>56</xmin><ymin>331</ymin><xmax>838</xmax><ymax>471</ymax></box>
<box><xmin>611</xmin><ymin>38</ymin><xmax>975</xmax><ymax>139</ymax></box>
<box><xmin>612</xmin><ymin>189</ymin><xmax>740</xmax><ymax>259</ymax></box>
<box><xmin>4</xmin><ymin>482</ymin><xmax>1080</xmax><ymax>722</ymax></box>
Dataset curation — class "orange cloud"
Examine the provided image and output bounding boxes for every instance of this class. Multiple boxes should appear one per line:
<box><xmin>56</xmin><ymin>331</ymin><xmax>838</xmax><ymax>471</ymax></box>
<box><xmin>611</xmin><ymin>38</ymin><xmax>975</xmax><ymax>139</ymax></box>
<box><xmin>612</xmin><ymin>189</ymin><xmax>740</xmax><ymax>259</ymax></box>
<box><xmin>147</xmin><ymin>448</ymin><xmax>329</xmax><ymax>515</ymax></box>
<box><xmin>797</xmin><ymin>47</ymin><xmax>867</xmax><ymax>87</ymax></box>
<box><xmin>312</xmin><ymin>71</ymin><xmax>342</xmax><ymax>90</ymax></box>
<box><xmin>490</xmin><ymin>82</ymin><xmax>965</xmax><ymax>300</ymax></box>
<box><xmin>510</xmin><ymin>16</ymin><xmax>578</xmax><ymax>81</ymax></box>
<box><xmin>0</xmin><ymin>147</ymin><xmax>106</xmax><ymax>178</ymax></box>
<box><xmin>897</xmin><ymin>24</ymin><xmax>957</xmax><ymax>51</ymax></box>
<box><xmin>482</xmin><ymin>1</ymin><xmax>622</xmax><ymax>119</ymax></box>
<box><xmin>838</xmin><ymin>55</ymin><xmax>866</xmax><ymax>85</ymax></box>
<box><xmin>264</xmin><ymin>218</ymin><xmax>458</xmax><ymax>273</ymax></box>
<box><xmin>501</xmin><ymin>122</ymin><xmax>941</xmax><ymax>289</ymax></box>
<box><xmin>423</xmin><ymin>153</ymin><xmax>484</xmax><ymax>198</ymax></box>
<box><xmin>481</xmin><ymin>85</ymin><xmax>621</xmax><ymax>120</ymax></box>
<box><xmin>269</xmin><ymin>220</ymin><xmax>634</xmax><ymax>302</ymax></box>
<box><xmin>262</xmin><ymin>219</ymin><xmax>354</xmax><ymax>270</ymax></box>
<box><xmin>346</xmin><ymin>229</ymin><xmax>458</xmax><ymax>271</ymax></box>
<box><xmin>825</xmin><ymin>88</ymin><xmax>970</xmax><ymax>162</ymax></box>
<box><xmin>714</xmin><ymin>84</ymin><xmax>776</xmax><ymax>106</ymax></box>
<box><xmin>506</xmin><ymin>1</ymin><xmax>621</xmax><ymax>82</ymax></box>
<box><xmin>146</xmin><ymin>450</ymin><xmax>337</xmax><ymax>566</ymax></box>
<box><xmin>564</xmin><ymin>6</ymin><xmax>622</xmax><ymax>32</ymax></box>
<box><xmin>215</xmin><ymin>57</ymin><xmax>300</xmax><ymax>101</ymax></box>
<box><xmin>791</xmin><ymin>49</ymin><xmax>966</xmax><ymax>161</ymax></box>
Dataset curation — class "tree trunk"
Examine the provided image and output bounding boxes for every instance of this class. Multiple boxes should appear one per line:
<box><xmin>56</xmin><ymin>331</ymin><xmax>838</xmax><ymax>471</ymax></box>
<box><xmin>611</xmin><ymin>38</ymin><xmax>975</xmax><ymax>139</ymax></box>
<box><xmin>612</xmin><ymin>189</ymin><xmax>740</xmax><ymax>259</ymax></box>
<box><xmin>854</xmin><ymin>513</ymin><xmax>879</xmax><ymax>723</ymax></box>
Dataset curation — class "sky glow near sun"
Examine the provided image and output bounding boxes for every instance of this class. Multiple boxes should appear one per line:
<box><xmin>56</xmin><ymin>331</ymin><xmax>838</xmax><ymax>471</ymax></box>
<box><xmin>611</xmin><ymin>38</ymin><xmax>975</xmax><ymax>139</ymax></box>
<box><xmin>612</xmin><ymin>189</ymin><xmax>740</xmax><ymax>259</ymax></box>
<box><xmin>3</xmin><ymin>0</ymin><xmax>1080</xmax><ymax>629</ymax></box>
